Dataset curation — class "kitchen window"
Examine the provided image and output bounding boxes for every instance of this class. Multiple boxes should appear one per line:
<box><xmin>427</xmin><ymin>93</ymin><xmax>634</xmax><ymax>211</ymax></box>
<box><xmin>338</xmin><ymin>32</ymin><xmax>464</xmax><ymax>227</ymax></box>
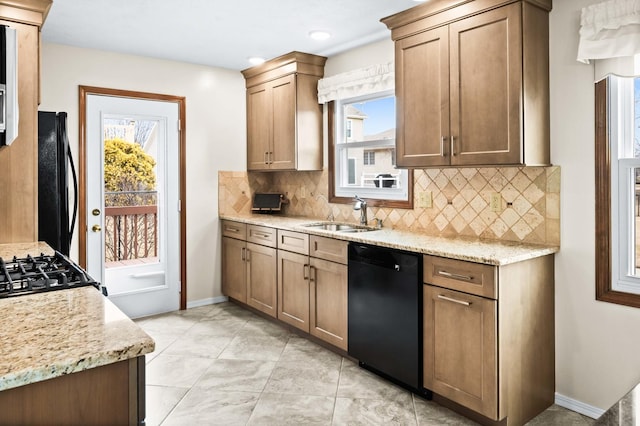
<box><xmin>329</xmin><ymin>91</ymin><xmax>412</xmax><ymax>207</ymax></box>
<box><xmin>596</xmin><ymin>75</ymin><xmax>640</xmax><ymax>308</ymax></box>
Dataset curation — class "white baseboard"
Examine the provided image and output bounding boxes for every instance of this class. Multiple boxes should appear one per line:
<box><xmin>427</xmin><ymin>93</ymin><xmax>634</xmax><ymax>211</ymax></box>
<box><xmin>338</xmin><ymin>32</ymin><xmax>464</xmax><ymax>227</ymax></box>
<box><xmin>555</xmin><ymin>393</ymin><xmax>605</xmax><ymax>419</ymax></box>
<box><xmin>186</xmin><ymin>296</ymin><xmax>228</xmax><ymax>309</ymax></box>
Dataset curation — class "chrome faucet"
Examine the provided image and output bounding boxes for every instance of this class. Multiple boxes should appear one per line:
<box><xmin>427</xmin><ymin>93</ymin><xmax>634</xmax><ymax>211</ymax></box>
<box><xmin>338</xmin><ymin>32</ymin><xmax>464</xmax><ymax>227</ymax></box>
<box><xmin>354</xmin><ymin>195</ymin><xmax>368</xmax><ymax>225</ymax></box>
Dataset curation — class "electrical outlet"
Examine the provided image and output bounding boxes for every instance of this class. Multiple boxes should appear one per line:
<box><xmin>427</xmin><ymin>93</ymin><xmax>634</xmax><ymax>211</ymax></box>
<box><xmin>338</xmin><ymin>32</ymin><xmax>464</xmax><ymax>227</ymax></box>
<box><xmin>490</xmin><ymin>193</ymin><xmax>502</xmax><ymax>212</ymax></box>
<box><xmin>300</xmin><ymin>187</ymin><xmax>306</xmax><ymax>199</ymax></box>
<box><xmin>418</xmin><ymin>191</ymin><xmax>432</xmax><ymax>208</ymax></box>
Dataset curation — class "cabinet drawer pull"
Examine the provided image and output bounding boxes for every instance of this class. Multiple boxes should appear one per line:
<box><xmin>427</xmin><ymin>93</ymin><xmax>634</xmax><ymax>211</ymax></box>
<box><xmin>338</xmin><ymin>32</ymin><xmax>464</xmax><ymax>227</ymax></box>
<box><xmin>437</xmin><ymin>294</ymin><xmax>471</xmax><ymax>306</ymax></box>
<box><xmin>253</xmin><ymin>231</ymin><xmax>270</xmax><ymax>239</ymax></box>
<box><xmin>245</xmin><ymin>249</ymin><xmax>251</xmax><ymax>262</ymax></box>
<box><xmin>451</xmin><ymin>136</ymin><xmax>457</xmax><ymax>156</ymax></box>
<box><xmin>241</xmin><ymin>247</ymin><xmax>246</xmax><ymax>261</ymax></box>
<box><xmin>303</xmin><ymin>264</ymin><xmax>310</xmax><ymax>280</ymax></box>
<box><xmin>264</xmin><ymin>151</ymin><xmax>268</xmax><ymax>164</ymax></box>
<box><xmin>438</xmin><ymin>270</ymin><xmax>473</xmax><ymax>281</ymax></box>
<box><xmin>309</xmin><ymin>265</ymin><xmax>316</xmax><ymax>283</ymax></box>
<box><xmin>226</xmin><ymin>227</ymin><xmax>239</xmax><ymax>233</ymax></box>
<box><xmin>441</xmin><ymin>136</ymin><xmax>446</xmax><ymax>157</ymax></box>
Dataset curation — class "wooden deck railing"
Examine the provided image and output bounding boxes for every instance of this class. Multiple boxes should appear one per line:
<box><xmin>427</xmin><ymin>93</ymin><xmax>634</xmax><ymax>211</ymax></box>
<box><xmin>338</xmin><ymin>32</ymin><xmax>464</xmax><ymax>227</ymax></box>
<box><xmin>105</xmin><ymin>205</ymin><xmax>158</xmax><ymax>262</ymax></box>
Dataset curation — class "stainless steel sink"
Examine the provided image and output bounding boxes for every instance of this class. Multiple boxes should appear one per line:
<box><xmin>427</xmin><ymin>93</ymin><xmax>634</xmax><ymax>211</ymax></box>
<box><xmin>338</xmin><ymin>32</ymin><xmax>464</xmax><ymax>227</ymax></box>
<box><xmin>302</xmin><ymin>222</ymin><xmax>377</xmax><ymax>232</ymax></box>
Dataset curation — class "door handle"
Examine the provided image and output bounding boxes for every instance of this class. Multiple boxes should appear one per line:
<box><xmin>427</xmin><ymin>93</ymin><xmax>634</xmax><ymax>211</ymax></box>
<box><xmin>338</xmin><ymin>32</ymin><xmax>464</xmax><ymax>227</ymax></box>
<box><xmin>441</xmin><ymin>136</ymin><xmax>447</xmax><ymax>157</ymax></box>
<box><xmin>309</xmin><ymin>265</ymin><xmax>316</xmax><ymax>283</ymax></box>
<box><xmin>437</xmin><ymin>294</ymin><xmax>471</xmax><ymax>306</ymax></box>
<box><xmin>450</xmin><ymin>136</ymin><xmax>457</xmax><ymax>156</ymax></box>
<box><xmin>303</xmin><ymin>264</ymin><xmax>309</xmax><ymax>280</ymax></box>
<box><xmin>92</xmin><ymin>208</ymin><xmax>101</xmax><ymax>216</ymax></box>
<box><xmin>438</xmin><ymin>270</ymin><xmax>473</xmax><ymax>281</ymax></box>
<box><xmin>92</xmin><ymin>224</ymin><xmax>101</xmax><ymax>232</ymax></box>
<box><xmin>130</xmin><ymin>271</ymin><xmax>165</xmax><ymax>278</ymax></box>
<box><xmin>241</xmin><ymin>247</ymin><xmax>246</xmax><ymax>261</ymax></box>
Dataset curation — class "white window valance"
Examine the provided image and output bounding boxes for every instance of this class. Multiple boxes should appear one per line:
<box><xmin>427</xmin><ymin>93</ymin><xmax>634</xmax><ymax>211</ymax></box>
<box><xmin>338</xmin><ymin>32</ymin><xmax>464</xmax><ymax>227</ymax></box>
<box><xmin>317</xmin><ymin>62</ymin><xmax>394</xmax><ymax>103</ymax></box>
<box><xmin>577</xmin><ymin>0</ymin><xmax>640</xmax><ymax>63</ymax></box>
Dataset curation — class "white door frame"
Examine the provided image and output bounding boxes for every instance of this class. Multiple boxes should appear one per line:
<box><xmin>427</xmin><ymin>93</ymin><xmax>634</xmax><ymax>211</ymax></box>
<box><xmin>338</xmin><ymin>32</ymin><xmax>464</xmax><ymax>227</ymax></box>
<box><xmin>79</xmin><ymin>86</ymin><xmax>187</xmax><ymax>310</ymax></box>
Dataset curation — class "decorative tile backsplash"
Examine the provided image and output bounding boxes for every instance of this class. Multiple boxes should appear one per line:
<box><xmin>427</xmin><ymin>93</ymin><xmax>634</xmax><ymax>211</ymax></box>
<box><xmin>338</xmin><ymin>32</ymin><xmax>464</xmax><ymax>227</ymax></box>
<box><xmin>218</xmin><ymin>166</ymin><xmax>560</xmax><ymax>246</ymax></box>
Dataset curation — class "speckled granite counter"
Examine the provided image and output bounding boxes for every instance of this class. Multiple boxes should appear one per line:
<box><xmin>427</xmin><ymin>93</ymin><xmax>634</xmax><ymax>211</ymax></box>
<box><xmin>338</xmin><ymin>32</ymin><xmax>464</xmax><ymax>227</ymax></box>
<box><xmin>0</xmin><ymin>241</ymin><xmax>54</xmax><ymax>259</ymax></box>
<box><xmin>0</xmin><ymin>243</ymin><xmax>154</xmax><ymax>392</ymax></box>
<box><xmin>219</xmin><ymin>214</ymin><xmax>559</xmax><ymax>265</ymax></box>
<box><xmin>596</xmin><ymin>383</ymin><xmax>640</xmax><ymax>425</ymax></box>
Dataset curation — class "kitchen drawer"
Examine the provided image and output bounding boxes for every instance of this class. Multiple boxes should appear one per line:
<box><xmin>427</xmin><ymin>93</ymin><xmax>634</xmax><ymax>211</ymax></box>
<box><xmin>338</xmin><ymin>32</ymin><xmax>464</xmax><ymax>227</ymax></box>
<box><xmin>424</xmin><ymin>255</ymin><xmax>496</xmax><ymax>299</ymax></box>
<box><xmin>310</xmin><ymin>235</ymin><xmax>347</xmax><ymax>264</ymax></box>
<box><xmin>221</xmin><ymin>220</ymin><xmax>247</xmax><ymax>240</ymax></box>
<box><xmin>278</xmin><ymin>230</ymin><xmax>309</xmax><ymax>255</ymax></box>
<box><xmin>247</xmin><ymin>225</ymin><xmax>277</xmax><ymax>248</ymax></box>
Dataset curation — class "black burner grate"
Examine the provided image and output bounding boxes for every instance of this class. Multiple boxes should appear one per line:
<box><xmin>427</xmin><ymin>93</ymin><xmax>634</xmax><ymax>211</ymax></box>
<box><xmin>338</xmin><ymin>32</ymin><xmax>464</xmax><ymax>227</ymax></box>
<box><xmin>0</xmin><ymin>251</ymin><xmax>101</xmax><ymax>298</ymax></box>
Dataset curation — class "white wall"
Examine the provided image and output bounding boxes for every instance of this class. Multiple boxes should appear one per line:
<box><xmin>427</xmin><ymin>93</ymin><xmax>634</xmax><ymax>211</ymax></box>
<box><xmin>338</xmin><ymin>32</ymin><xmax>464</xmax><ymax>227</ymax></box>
<box><xmin>40</xmin><ymin>43</ymin><xmax>246</xmax><ymax>304</ymax></box>
<box><xmin>551</xmin><ymin>0</ymin><xmax>640</xmax><ymax>413</ymax></box>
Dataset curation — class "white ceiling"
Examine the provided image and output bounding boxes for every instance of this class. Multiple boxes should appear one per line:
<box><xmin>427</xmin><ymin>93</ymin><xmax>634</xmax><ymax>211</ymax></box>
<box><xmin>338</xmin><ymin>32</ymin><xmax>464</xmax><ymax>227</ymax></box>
<box><xmin>41</xmin><ymin>0</ymin><xmax>422</xmax><ymax>71</ymax></box>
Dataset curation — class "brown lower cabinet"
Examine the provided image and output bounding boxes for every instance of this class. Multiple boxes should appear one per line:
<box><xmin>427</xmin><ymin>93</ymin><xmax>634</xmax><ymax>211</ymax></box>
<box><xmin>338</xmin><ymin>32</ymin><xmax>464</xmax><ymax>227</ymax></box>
<box><xmin>276</xmin><ymin>230</ymin><xmax>348</xmax><ymax>351</ymax></box>
<box><xmin>423</xmin><ymin>254</ymin><xmax>554</xmax><ymax>425</ymax></box>
<box><xmin>0</xmin><ymin>357</ymin><xmax>145</xmax><ymax>426</ymax></box>
<box><xmin>221</xmin><ymin>221</ymin><xmax>277</xmax><ymax>318</ymax></box>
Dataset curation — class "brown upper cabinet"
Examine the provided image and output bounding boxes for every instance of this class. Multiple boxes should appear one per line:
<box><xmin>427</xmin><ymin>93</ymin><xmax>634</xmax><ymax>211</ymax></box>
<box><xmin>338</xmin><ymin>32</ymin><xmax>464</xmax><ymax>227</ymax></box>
<box><xmin>0</xmin><ymin>0</ymin><xmax>52</xmax><ymax>244</ymax></box>
<box><xmin>241</xmin><ymin>52</ymin><xmax>326</xmax><ymax>171</ymax></box>
<box><xmin>382</xmin><ymin>0</ymin><xmax>551</xmax><ymax>168</ymax></box>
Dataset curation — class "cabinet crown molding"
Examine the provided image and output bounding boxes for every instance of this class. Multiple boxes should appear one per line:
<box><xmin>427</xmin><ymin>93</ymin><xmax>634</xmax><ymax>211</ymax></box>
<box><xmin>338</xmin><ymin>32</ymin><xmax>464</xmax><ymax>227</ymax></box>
<box><xmin>381</xmin><ymin>0</ymin><xmax>551</xmax><ymax>39</ymax></box>
<box><xmin>242</xmin><ymin>51</ymin><xmax>327</xmax><ymax>88</ymax></box>
<box><xmin>0</xmin><ymin>0</ymin><xmax>52</xmax><ymax>26</ymax></box>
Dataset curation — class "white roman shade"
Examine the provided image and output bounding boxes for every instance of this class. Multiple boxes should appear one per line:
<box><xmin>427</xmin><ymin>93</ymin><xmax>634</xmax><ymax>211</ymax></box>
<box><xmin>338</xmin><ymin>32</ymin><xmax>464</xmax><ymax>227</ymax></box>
<box><xmin>577</xmin><ymin>0</ymin><xmax>640</xmax><ymax>64</ymax></box>
<box><xmin>317</xmin><ymin>62</ymin><xmax>394</xmax><ymax>103</ymax></box>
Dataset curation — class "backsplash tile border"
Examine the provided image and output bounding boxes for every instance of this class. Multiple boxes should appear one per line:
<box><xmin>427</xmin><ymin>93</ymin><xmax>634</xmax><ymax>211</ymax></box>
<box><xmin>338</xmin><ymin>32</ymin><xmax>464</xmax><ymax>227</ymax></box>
<box><xmin>218</xmin><ymin>166</ymin><xmax>560</xmax><ymax>246</ymax></box>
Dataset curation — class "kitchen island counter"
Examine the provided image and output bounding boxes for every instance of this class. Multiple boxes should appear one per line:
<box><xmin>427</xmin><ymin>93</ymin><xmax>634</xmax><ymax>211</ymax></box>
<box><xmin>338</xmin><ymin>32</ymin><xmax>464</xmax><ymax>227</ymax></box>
<box><xmin>0</xmin><ymin>242</ymin><xmax>154</xmax><ymax>392</ymax></box>
<box><xmin>219</xmin><ymin>214</ymin><xmax>559</xmax><ymax>266</ymax></box>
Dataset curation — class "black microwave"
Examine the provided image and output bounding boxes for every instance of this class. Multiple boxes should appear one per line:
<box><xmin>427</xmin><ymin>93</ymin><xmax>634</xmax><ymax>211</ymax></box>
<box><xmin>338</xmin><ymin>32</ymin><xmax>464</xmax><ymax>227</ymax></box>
<box><xmin>0</xmin><ymin>24</ymin><xmax>18</xmax><ymax>147</ymax></box>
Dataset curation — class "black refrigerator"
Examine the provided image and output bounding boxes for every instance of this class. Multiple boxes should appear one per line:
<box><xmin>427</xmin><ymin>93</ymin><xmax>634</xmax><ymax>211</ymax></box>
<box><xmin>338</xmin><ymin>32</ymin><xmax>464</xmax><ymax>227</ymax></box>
<box><xmin>38</xmin><ymin>111</ymin><xmax>78</xmax><ymax>256</ymax></box>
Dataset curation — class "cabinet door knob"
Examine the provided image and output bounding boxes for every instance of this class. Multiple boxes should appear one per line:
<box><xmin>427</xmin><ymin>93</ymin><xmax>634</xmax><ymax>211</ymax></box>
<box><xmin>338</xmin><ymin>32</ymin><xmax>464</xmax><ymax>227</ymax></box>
<box><xmin>92</xmin><ymin>224</ymin><xmax>101</xmax><ymax>232</ymax></box>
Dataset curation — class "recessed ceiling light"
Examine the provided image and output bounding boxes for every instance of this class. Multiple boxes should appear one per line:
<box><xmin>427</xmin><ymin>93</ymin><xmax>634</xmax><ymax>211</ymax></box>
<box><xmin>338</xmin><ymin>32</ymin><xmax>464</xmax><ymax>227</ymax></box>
<box><xmin>248</xmin><ymin>57</ymin><xmax>265</xmax><ymax>66</ymax></box>
<box><xmin>309</xmin><ymin>31</ymin><xmax>331</xmax><ymax>41</ymax></box>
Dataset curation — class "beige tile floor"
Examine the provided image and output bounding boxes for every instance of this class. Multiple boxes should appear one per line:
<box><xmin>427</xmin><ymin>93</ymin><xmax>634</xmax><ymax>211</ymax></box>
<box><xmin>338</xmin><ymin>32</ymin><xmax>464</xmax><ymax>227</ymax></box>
<box><xmin>135</xmin><ymin>302</ymin><xmax>595</xmax><ymax>426</ymax></box>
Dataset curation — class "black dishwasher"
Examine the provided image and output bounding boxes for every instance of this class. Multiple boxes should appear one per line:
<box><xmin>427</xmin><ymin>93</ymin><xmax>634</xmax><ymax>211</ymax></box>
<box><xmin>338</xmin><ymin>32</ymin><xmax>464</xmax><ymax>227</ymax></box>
<box><xmin>348</xmin><ymin>243</ymin><xmax>427</xmax><ymax>395</ymax></box>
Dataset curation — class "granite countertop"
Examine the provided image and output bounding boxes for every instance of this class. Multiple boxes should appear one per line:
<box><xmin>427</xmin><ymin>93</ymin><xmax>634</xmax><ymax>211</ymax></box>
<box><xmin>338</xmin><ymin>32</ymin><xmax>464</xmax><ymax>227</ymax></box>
<box><xmin>0</xmin><ymin>243</ymin><xmax>155</xmax><ymax>392</ymax></box>
<box><xmin>220</xmin><ymin>214</ymin><xmax>559</xmax><ymax>265</ymax></box>
<box><xmin>596</xmin><ymin>382</ymin><xmax>640</xmax><ymax>425</ymax></box>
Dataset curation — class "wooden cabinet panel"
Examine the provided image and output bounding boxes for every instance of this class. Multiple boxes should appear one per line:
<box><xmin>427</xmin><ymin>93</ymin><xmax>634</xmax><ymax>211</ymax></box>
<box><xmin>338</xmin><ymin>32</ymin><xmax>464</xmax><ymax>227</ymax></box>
<box><xmin>246</xmin><ymin>242</ymin><xmax>277</xmax><ymax>318</ymax></box>
<box><xmin>424</xmin><ymin>285</ymin><xmax>497</xmax><ymax>419</ymax></box>
<box><xmin>450</xmin><ymin>3</ymin><xmax>522</xmax><ymax>165</ymax></box>
<box><xmin>247</xmin><ymin>224</ymin><xmax>276</xmax><ymax>248</ymax></box>
<box><xmin>221</xmin><ymin>236</ymin><xmax>247</xmax><ymax>302</ymax></box>
<box><xmin>424</xmin><ymin>255</ymin><xmax>496</xmax><ymax>299</ymax></box>
<box><xmin>246</xmin><ymin>83</ymin><xmax>271</xmax><ymax>170</ymax></box>
<box><xmin>309</xmin><ymin>257</ymin><xmax>347</xmax><ymax>351</ymax></box>
<box><xmin>271</xmin><ymin>74</ymin><xmax>296</xmax><ymax>170</ymax></box>
<box><xmin>278</xmin><ymin>229</ymin><xmax>309</xmax><ymax>255</ymax></box>
<box><xmin>0</xmin><ymin>19</ymin><xmax>38</xmax><ymax>243</ymax></box>
<box><xmin>277</xmin><ymin>249</ymin><xmax>309</xmax><ymax>331</ymax></box>
<box><xmin>222</xmin><ymin>220</ymin><xmax>247</xmax><ymax>239</ymax></box>
<box><xmin>242</xmin><ymin>52</ymin><xmax>325</xmax><ymax>171</ymax></box>
<box><xmin>309</xmin><ymin>235</ymin><xmax>347</xmax><ymax>264</ymax></box>
<box><xmin>384</xmin><ymin>0</ymin><xmax>549</xmax><ymax>168</ymax></box>
<box><xmin>396</xmin><ymin>25</ymin><xmax>449</xmax><ymax>167</ymax></box>
<box><xmin>0</xmin><ymin>357</ymin><xmax>143</xmax><ymax>426</ymax></box>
